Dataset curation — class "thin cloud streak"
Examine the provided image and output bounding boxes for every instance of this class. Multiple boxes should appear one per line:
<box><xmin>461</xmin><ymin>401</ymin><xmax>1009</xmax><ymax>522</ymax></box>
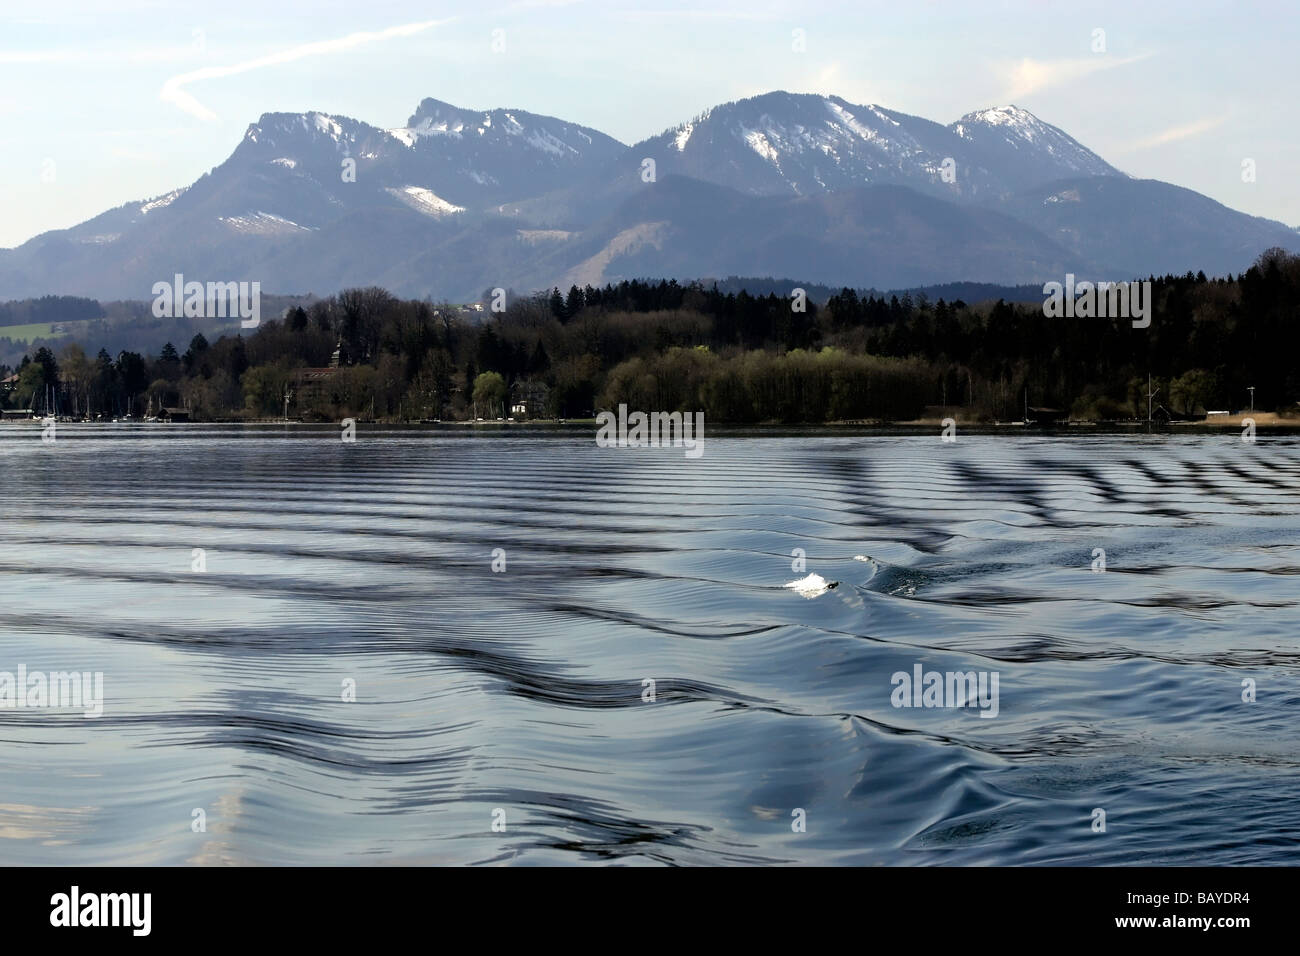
<box><xmin>1115</xmin><ymin>115</ymin><xmax>1228</xmax><ymax>153</ymax></box>
<box><xmin>159</xmin><ymin>19</ymin><xmax>451</xmax><ymax>122</ymax></box>
<box><xmin>996</xmin><ymin>52</ymin><xmax>1153</xmax><ymax>100</ymax></box>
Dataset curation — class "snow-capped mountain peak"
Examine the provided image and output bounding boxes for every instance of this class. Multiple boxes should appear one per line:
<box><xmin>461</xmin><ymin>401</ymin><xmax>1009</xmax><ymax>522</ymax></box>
<box><xmin>242</xmin><ymin>110</ymin><xmax>364</xmax><ymax>151</ymax></box>
<box><xmin>633</xmin><ymin>90</ymin><xmax>1110</xmax><ymax>200</ymax></box>
<box><xmin>954</xmin><ymin>104</ymin><xmax>1039</xmax><ymax>132</ymax></box>
<box><xmin>395</xmin><ymin>98</ymin><xmax>615</xmax><ymax>158</ymax></box>
<box><xmin>948</xmin><ymin>104</ymin><xmax>1120</xmax><ymax>179</ymax></box>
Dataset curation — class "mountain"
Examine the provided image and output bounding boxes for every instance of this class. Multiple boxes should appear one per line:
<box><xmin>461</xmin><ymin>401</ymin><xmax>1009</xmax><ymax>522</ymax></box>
<box><xmin>225</xmin><ymin>100</ymin><xmax>625</xmax><ymax>216</ymax></box>
<box><xmin>995</xmin><ymin>177</ymin><xmax>1300</xmax><ymax>279</ymax></box>
<box><xmin>628</xmin><ymin>94</ymin><xmax>1122</xmax><ymax>202</ymax></box>
<box><xmin>0</xmin><ymin>91</ymin><xmax>1292</xmax><ymax>302</ymax></box>
<box><xmin>510</xmin><ymin>176</ymin><xmax>1114</xmax><ymax>292</ymax></box>
<box><xmin>949</xmin><ymin>106</ymin><xmax>1120</xmax><ymax>189</ymax></box>
<box><xmin>633</xmin><ymin>93</ymin><xmax>995</xmax><ymax>200</ymax></box>
<box><xmin>508</xmin><ymin>93</ymin><xmax>1124</xmax><ymax>226</ymax></box>
<box><xmin>0</xmin><ymin>101</ymin><xmax>624</xmax><ymax>301</ymax></box>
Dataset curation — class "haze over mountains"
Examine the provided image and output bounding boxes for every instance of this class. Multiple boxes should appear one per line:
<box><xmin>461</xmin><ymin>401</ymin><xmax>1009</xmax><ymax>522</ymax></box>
<box><xmin>2</xmin><ymin>91</ymin><xmax>1294</xmax><ymax>302</ymax></box>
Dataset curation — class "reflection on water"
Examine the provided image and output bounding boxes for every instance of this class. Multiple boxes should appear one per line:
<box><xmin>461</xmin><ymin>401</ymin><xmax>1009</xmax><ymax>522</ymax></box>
<box><xmin>1</xmin><ymin>424</ymin><xmax>1298</xmax><ymax>864</ymax></box>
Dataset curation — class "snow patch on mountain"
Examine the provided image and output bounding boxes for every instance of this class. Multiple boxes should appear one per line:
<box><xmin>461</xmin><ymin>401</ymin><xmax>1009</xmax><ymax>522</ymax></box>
<box><xmin>527</xmin><ymin>128</ymin><xmax>577</xmax><ymax>157</ymax></box>
<box><xmin>955</xmin><ymin>106</ymin><xmax>1042</xmax><ymax>139</ymax></box>
<box><xmin>867</xmin><ymin>105</ymin><xmax>901</xmax><ymax>128</ymax></box>
<box><xmin>386</xmin><ymin>186</ymin><xmax>465</xmax><ymax>218</ymax></box>
<box><xmin>1044</xmin><ymin>187</ymin><xmax>1082</xmax><ymax>204</ymax></box>
<box><xmin>219</xmin><ymin>212</ymin><xmax>313</xmax><ymax>235</ymax></box>
<box><xmin>309</xmin><ymin>112</ymin><xmax>343</xmax><ymax>139</ymax></box>
<box><xmin>387</xmin><ymin>127</ymin><xmax>417</xmax><ymax>147</ymax></box>
<box><xmin>242</xmin><ymin>111</ymin><xmax>358</xmax><ymax>153</ymax></box>
<box><xmin>138</xmin><ymin>188</ymin><xmax>186</xmax><ymax>216</ymax></box>
<box><xmin>742</xmin><ymin>128</ymin><xmax>780</xmax><ymax>164</ymax></box>
<box><xmin>824</xmin><ymin>99</ymin><xmax>880</xmax><ymax>145</ymax></box>
<box><xmin>421</xmin><ymin>118</ymin><xmax>466</xmax><ymax>137</ymax></box>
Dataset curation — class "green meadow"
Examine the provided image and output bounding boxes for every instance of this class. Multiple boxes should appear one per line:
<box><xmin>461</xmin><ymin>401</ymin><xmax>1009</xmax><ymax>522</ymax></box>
<box><xmin>0</xmin><ymin>320</ymin><xmax>91</xmax><ymax>343</ymax></box>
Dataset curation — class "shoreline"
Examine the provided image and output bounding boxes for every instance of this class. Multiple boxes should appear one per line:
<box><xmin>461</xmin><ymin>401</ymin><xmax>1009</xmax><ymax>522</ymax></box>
<box><xmin>4</xmin><ymin>416</ymin><xmax>1296</xmax><ymax>433</ymax></box>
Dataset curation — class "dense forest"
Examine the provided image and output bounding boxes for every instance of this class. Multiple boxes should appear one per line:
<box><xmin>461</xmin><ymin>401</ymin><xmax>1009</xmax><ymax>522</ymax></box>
<box><xmin>2</xmin><ymin>248</ymin><xmax>1297</xmax><ymax>423</ymax></box>
<box><xmin>0</xmin><ymin>295</ymin><xmax>105</xmax><ymax>327</ymax></box>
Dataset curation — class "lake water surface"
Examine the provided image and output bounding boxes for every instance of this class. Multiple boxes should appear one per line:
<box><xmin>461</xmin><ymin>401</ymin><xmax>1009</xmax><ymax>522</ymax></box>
<box><xmin>2</xmin><ymin>425</ymin><xmax>1298</xmax><ymax>865</ymax></box>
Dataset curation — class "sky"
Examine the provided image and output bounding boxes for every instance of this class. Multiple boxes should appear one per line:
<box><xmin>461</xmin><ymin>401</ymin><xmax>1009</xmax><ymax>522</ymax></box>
<box><xmin>1</xmin><ymin>0</ymin><xmax>1296</xmax><ymax>248</ymax></box>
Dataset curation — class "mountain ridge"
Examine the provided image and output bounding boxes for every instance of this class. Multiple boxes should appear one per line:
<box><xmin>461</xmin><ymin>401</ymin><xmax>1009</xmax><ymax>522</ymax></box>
<box><xmin>0</xmin><ymin>90</ymin><xmax>1293</xmax><ymax>301</ymax></box>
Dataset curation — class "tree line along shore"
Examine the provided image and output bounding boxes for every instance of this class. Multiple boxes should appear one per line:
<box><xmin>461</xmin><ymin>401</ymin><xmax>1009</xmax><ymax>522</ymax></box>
<box><xmin>1</xmin><ymin>249</ymin><xmax>1296</xmax><ymax>426</ymax></box>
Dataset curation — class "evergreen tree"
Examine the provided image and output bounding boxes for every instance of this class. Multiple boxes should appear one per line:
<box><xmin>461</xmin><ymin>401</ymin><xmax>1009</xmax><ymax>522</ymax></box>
<box><xmin>32</xmin><ymin>346</ymin><xmax>59</xmax><ymax>383</ymax></box>
<box><xmin>565</xmin><ymin>285</ymin><xmax>584</xmax><ymax>318</ymax></box>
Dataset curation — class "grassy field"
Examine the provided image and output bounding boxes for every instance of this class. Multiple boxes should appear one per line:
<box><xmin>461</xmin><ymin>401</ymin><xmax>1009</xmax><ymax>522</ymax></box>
<box><xmin>0</xmin><ymin>320</ymin><xmax>93</xmax><ymax>343</ymax></box>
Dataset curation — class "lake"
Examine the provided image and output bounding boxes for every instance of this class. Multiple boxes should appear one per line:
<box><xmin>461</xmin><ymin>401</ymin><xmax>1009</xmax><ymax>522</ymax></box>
<box><xmin>1</xmin><ymin>424</ymin><xmax>1297</xmax><ymax>864</ymax></box>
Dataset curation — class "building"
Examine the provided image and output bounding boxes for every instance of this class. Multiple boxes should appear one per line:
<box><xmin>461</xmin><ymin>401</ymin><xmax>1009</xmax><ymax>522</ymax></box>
<box><xmin>158</xmin><ymin>407</ymin><xmax>190</xmax><ymax>422</ymax></box>
<box><xmin>288</xmin><ymin>340</ymin><xmax>348</xmax><ymax>418</ymax></box>
<box><xmin>510</xmin><ymin>379</ymin><xmax>549</xmax><ymax>419</ymax></box>
<box><xmin>294</xmin><ymin>367</ymin><xmax>340</xmax><ymax>418</ymax></box>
